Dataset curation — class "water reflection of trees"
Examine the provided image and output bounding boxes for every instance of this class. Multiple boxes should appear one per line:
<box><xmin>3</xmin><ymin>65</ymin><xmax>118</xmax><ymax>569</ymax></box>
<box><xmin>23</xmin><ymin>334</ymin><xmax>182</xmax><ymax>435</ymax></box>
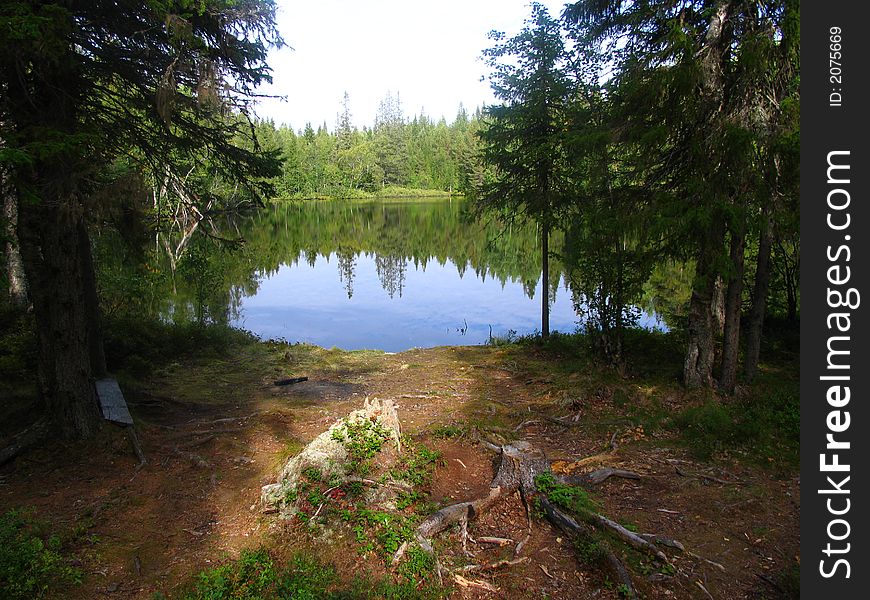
<box><xmin>336</xmin><ymin>250</ymin><xmax>357</xmax><ymax>299</ymax></box>
<box><xmin>374</xmin><ymin>254</ymin><xmax>407</xmax><ymax>299</ymax></box>
<box><xmin>95</xmin><ymin>199</ymin><xmax>689</xmax><ymax>328</ymax></box>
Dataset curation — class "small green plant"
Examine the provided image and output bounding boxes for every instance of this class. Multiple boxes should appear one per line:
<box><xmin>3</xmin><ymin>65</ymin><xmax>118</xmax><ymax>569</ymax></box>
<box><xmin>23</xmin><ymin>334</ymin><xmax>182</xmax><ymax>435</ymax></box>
<box><xmin>397</xmin><ymin>545</ymin><xmax>435</xmax><ymax>585</ymax></box>
<box><xmin>352</xmin><ymin>509</ymin><xmax>417</xmax><ymax>562</ymax></box>
<box><xmin>534</xmin><ymin>472</ymin><xmax>601</xmax><ymax>517</ymax></box>
<box><xmin>574</xmin><ymin>535</ymin><xmax>607</xmax><ymax>565</ymax></box>
<box><xmin>283</xmin><ymin>487</ymin><xmax>299</xmax><ymax>503</ymax></box>
<box><xmin>391</xmin><ymin>438</ymin><xmax>441</xmax><ymax>490</ymax></box>
<box><xmin>430</xmin><ymin>423</ymin><xmax>466</xmax><ymax>439</ymax></box>
<box><xmin>331</xmin><ymin>417</ymin><xmax>394</xmax><ymax>477</ymax></box>
<box><xmin>343</xmin><ymin>480</ymin><xmax>364</xmax><ymax>497</ymax></box>
<box><xmin>0</xmin><ymin>509</ymin><xmax>82</xmax><ymax>600</ymax></box>
<box><xmin>618</xmin><ymin>519</ymin><xmax>638</xmax><ymax>533</ymax></box>
<box><xmin>395</xmin><ymin>491</ymin><xmax>421</xmax><ymax>511</ymax></box>
<box><xmin>302</xmin><ymin>467</ymin><xmax>323</xmax><ymax>482</ymax></box>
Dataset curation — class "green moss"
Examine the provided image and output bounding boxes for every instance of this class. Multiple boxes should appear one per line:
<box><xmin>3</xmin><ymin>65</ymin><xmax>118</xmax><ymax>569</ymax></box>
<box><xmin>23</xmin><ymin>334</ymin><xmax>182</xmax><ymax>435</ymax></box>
<box><xmin>534</xmin><ymin>472</ymin><xmax>601</xmax><ymax>517</ymax></box>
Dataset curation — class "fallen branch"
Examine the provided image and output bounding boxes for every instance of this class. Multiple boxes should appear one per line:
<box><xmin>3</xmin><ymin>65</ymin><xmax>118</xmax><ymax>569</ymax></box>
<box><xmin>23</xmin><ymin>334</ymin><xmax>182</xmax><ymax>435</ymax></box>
<box><xmin>475</xmin><ymin>536</ymin><xmax>513</xmax><ymax>546</ymax></box>
<box><xmin>459</xmin><ymin>556</ymin><xmax>529</xmax><ymax>573</ymax></box>
<box><xmin>453</xmin><ymin>574</ymin><xmax>498</xmax><ymax>592</ymax></box>
<box><xmin>514</xmin><ymin>419</ymin><xmax>540</xmax><ymax>432</ymax></box>
<box><xmin>186</xmin><ymin>413</ymin><xmax>262</xmax><ymax>427</ymax></box>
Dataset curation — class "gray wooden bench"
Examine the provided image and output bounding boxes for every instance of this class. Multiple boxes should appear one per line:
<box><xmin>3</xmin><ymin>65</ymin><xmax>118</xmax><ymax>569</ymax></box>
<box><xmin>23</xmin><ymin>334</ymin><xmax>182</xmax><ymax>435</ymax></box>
<box><xmin>95</xmin><ymin>378</ymin><xmax>145</xmax><ymax>463</ymax></box>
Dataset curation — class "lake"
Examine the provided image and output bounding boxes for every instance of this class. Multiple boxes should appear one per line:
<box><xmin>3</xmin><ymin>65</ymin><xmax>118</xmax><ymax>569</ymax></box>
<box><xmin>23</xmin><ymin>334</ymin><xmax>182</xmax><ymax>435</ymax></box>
<box><xmin>103</xmin><ymin>197</ymin><xmax>665</xmax><ymax>351</ymax></box>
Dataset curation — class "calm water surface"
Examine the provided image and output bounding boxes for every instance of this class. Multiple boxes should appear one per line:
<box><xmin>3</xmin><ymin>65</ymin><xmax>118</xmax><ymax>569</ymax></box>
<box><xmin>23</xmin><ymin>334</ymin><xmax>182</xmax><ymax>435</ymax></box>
<box><xmin>233</xmin><ymin>251</ymin><xmax>580</xmax><ymax>351</ymax></box>
<box><xmin>141</xmin><ymin>198</ymin><xmax>663</xmax><ymax>351</ymax></box>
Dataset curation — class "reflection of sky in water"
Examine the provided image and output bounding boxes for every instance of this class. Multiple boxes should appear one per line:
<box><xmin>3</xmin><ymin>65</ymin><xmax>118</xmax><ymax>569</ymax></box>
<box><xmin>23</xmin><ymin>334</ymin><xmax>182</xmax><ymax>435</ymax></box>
<box><xmin>232</xmin><ymin>252</ymin><xmax>663</xmax><ymax>352</ymax></box>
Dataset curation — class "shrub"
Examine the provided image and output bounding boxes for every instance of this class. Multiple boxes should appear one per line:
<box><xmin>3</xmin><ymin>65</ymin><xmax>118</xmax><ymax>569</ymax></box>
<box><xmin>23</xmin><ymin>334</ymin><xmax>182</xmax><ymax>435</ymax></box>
<box><xmin>0</xmin><ymin>509</ymin><xmax>81</xmax><ymax>599</ymax></box>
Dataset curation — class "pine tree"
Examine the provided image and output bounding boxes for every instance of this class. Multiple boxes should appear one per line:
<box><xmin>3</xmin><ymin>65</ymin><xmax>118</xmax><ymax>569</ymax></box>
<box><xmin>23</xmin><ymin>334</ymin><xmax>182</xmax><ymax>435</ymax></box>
<box><xmin>477</xmin><ymin>3</ymin><xmax>571</xmax><ymax>339</ymax></box>
<box><xmin>0</xmin><ymin>0</ymin><xmax>283</xmax><ymax>437</ymax></box>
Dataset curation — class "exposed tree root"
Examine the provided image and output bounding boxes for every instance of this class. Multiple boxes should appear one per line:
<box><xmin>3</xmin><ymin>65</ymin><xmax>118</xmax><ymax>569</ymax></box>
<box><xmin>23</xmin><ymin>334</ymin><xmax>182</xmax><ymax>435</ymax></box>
<box><xmin>538</xmin><ymin>497</ymin><xmax>637</xmax><ymax>600</ymax></box>
<box><xmin>406</xmin><ymin>440</ymin><xmax>681</xmax><ymax>597</ymax></box>
<box><xmin>263</xmin><ymin>403</ymin><xmax>689</xmax><ymax>594</ymax></box>
<box><xmin>561</xmin><ymin>467</ymin><xmax>641</xmax><ymax>486</ymax></box>
<box><xmin>0</xmin><ymin>418</ymin><xmax>49</xmax><ymax>466</ymax></box>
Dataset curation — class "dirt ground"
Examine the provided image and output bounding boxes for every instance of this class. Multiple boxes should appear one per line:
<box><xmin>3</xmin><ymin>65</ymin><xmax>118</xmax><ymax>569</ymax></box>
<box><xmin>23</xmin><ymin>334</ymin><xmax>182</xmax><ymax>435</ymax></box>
<box><xmin>0</xmin><ymin>343</ymin><xmax>799</xmax><ymax>599</ymax></box>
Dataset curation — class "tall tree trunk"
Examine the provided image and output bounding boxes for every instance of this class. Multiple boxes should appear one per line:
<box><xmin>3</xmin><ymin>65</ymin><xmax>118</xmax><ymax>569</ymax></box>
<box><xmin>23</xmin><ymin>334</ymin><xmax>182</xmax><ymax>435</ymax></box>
<box><xmin>719</xmin><ymin>226</ymin><xmax>745</xmax><ymax>394</ymax></box>
<box><xmin>78</xmin><ymin>220</ymin><xmax>107</xmax><ymax>378</ymax></box>
<box><xmin>541</xmin><ymin>220</ymin><xmax>549</xmax><ymax>339</ymax></box>
<box><xmin>3</xmin><ymin>178</ymin><xmax>29</xmax><ymax>309</ymax></box>
<box><xmin>17</xmin><ymin>191</ymin><xmax>102</xmax><ymax>439</ymax></box>
<box><xmin>683</xmin><ymin>222</ymin><xmax>725</xmax><ymax>389</ymax></box>
<box><xmin>684</xmin><ymin>1</ymin><xmax>732</xmax><ymax>390</ymax></box>
<box><xmin>744</xmin><ymin>214</ymin><xmax>773</xmax><ymax>381</ymax></box>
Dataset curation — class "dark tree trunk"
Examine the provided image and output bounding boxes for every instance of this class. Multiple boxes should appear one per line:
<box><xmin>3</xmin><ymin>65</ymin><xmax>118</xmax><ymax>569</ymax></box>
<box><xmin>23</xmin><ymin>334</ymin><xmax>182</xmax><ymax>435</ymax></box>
<box><xmin>541</xmin><ymin>220</ymin><xmax>550</xmax><ymax>339</ymax></box>
<box><xmin>3</xmin><ymin>173</ymin><xmax>29</xmax><ymax>309</ymax></box>
<box><xmin>78</xmin><ymin>221</ymin><xmax>107</xmax><ymax>377</ymax></box>
<box><xmin>744</xmin><ymin>215</ymin><xmax>773</xmax><ymax>382</ymax></box>
<box><xmin>683</xmin><ymin>223</ymin><xmax>725</xmax><ymax>389</ymax></box>
<box><xmin>718</xmin><ymin>226</ymin><xmax>745</xmax><ymax>394</ymax></box>
<box><xmin>17</xmin><ymin>192</ymin><xmax>102</xmax><ymax>439</ymax></box>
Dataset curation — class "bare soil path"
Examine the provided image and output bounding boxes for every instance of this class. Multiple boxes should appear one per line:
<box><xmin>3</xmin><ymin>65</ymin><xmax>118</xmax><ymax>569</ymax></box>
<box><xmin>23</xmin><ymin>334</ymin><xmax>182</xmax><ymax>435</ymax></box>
<box><xmin>0</xmin><ymin>342</ymin><xmax>799</xmax><ymax>599</ymax></box>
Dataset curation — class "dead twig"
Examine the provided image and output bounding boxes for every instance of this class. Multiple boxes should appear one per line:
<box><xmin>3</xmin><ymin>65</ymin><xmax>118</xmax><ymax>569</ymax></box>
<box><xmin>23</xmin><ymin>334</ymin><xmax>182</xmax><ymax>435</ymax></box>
<box><xmin>476</xmin><ymin>536</ymin><xmax>513</xmax><ymax>546</ymax></box>
<box><xmin>453</xmin><ymin>574</ymin><xmax>498</xmax><ymax>592</ymax></box>
<box><xmin>460</xmin><ymin>556</ymin><xmax>530</xmax><ymax>573</ymax></box>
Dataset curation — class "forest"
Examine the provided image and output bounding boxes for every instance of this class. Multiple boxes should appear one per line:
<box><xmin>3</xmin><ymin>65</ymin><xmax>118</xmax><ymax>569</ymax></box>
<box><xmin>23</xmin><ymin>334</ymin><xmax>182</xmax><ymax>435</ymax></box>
<box><xmin>1</xmin><ymin>1</ymin><xmax>799</xmax><ymax>599</ymax></box>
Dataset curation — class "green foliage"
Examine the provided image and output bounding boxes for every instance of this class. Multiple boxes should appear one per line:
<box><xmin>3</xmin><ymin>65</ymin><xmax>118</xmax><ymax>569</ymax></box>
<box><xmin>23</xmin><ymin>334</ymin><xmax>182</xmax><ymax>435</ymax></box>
<box><xmin>351</xmin><ymin>510</ymin><xmax>417</xmax><ymax>561</ymax></box>
<box><xmin>101</xmin><ymin>313</ymin><xmax>258</xmax><ymax>376</ymax></box>
<box><xmin>391</xmin><ymin>438</ymin><xmax>442</xmax><ymax>489</ymax></box>
<box><xmin>573</xmin><ymin>535</ymin><xmax>607</xmax><ymax>566</ymax></box>
<box><xmin>180</xmin><ymin>549</ymin><xmax>338</xmax><ymax>600</ymax></box>
<box><xmin>534</xmin><ymin>472</ymin><xmax>600</xmax><ymax>517</ymax></box>
<box><xmin>430</xmin><ymin>423</ymin><xmax>467</xmax><ymax>439</ymax></box>
<box><xmin>396</xmin><ymin>545</ymin><xmax>435</xmax><ymax>586</ymax></box>
<box><xmin>301</xmin><ymin>467</ymin><xmax>323</xmax><ymax>483</ymax></box>
<box><xmin>477</xmin><ymin>3</ymin><xmax>571</xmax><ymax>224</ymax></box>
<box><xmin>331</xmin><ymin>417</ymin><xmax>393</xmax><ymax>476</ymax></box>
<box><xmin>266</xmin><ymin>97</ymin><xmax>480</xmax><ymax>200</ymax></box>
<box><xmin>184</xmin><ymin>548</ymin><xmax>276</xmax><ymax>599</ymax></box>
<box><xmin>0</xmin><ymin>509</ymin><xmax>82</xmax><ymax>600</ymax></box>
<box><xmin>671</xmin><ymin>385</ymin><xmax>800</xmax><ymax>463</ymax></box>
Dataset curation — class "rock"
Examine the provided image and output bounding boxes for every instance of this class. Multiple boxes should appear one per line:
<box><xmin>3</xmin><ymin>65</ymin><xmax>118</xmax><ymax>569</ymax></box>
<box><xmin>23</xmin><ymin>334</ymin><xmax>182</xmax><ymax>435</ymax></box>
<box><xmin>261</xmin><ymin>397</ymin><xmax>402</xmax><ymax>517</ymax></box>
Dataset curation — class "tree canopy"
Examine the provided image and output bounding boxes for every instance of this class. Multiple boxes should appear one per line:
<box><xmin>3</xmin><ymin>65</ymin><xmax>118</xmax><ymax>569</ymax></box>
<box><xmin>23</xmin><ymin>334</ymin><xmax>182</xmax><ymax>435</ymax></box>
<box><xmin>0</xmin><ymin>0</ymin><xmax>284</xmax><ymax>437</ymax></box>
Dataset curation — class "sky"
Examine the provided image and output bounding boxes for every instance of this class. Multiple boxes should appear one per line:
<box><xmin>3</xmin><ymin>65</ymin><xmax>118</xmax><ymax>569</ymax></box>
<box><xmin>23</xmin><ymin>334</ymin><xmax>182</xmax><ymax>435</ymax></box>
<box><xmin>253</xmin><ymin>0</ymin><xmax>569</xmax><ymax>131</ymax></box>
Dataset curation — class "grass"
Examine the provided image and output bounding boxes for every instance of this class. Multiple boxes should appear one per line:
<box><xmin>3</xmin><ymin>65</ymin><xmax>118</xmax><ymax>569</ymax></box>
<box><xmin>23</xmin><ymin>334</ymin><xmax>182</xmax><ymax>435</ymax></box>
<box><xmin>429</xmin><ymin>423</ymin><xmax>467</xmax><ymax>439</ymax></box>
<box><xmin>175</xmin><ymin>545</ymin><xmax>445</xmax><ymax>599</ymax></box>
<box><xmin>671</xmin><ymin>382</ymin><xmax>799</xmax><ymax>464</ymax></box>
<box><xmin>0</xmin><ymin>509</ymin><xmax>82</xmax><ymax>600</ymax></box>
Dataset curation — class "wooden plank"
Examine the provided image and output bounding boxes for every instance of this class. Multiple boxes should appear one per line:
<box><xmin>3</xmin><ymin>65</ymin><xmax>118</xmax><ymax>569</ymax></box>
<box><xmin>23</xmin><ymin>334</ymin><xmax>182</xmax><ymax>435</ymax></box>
<box><xmin>95</xmin><ymin>378</ymin><xmax>133</xmax><ymax>425</ymax></box>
